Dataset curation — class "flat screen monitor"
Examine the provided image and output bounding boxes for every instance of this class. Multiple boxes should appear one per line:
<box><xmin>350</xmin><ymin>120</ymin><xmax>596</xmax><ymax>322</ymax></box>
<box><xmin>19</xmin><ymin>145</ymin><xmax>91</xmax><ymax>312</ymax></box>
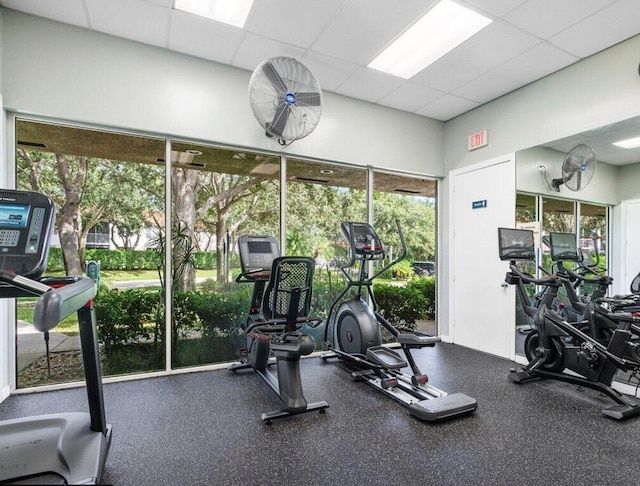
<box><xmin>0</xmin><ymin>202</ymin><xmax>31</xmax><ymax>228</ymax></box>
<box><xmin>237</xmin><ymin>235</ymin><xmax>280</xmax><ymax>275</ymax></box>
<box><xmin>549</xmin><ymin>232</ymin><xmax>580</xmax><ymax>262</ymax></box>
<box><xmin>498</xmin><ymin>227</ymin><xmax>535</xmax><ymax>261</ymax></box>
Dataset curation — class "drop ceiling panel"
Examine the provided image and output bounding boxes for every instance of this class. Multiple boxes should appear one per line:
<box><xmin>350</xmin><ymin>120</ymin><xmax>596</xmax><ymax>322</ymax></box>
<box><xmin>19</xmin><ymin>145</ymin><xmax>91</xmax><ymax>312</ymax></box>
<box><xmin>0</xmin><ymin>0</ymin><xmax>88</xmax><ymax>27</ymax></box>
<box><xmin>168</xmin><ymin>10</ymin><xmax>245</xmax><ymax>64</ymax></box>
<box><xmin>504</xmin><ymin>0</ymin><xmax>616</xmax><ymax>40</ymax></box>
<box><xmin>412</xmin><ymin>20</ymin><xmax>539</xmax><ymax>92</ymax></box>
<box><xmin>299</xmin><ymin>51</ymin><xmax>360</xmax><ymax>91</ymax></box>
<box><xmin>311</xmin><ymin>0</ymin><xmax>438</xmax><ymax>65</ymax></box>
<box><xmin>335</xmin><ymin>67</ymin><xmax>405</xmax><ymax>103</ymax></box>
<box><xmin>85</xmin><ymin>0</ymin><xmax>170</xmax><ymax>48</ymax></box>
<box><xmin>453</xmin><ymin>43</ymin><xmax>578</xmax><ymax>104</ymax></box>
<box><xmin>549</xmin><ymin>0</ymin><xmax>640</xmax><ymax>57</ymax></box>
<box><xmin>245</xmin><ymin>0</ymin><xmax>343</xmax><ymax>48</ymax></box>
<box><xmin>378</xmin><ymin>83</ymin><xmax>443</xmax><ymax>113</ymax></box>
<box><xmin>232</xmin><ymin>33</ymin><xmax>306</xmax><ymax>72</ymax></box>
<box><xmin>415</xmin><ymin>94</ymin><xmax>480</xmax><ymax>121</ymax></box>
<box><xmin>459</xmin><ymin>0</ymin><xmax>527</xmax><ymax>18</ymax></box>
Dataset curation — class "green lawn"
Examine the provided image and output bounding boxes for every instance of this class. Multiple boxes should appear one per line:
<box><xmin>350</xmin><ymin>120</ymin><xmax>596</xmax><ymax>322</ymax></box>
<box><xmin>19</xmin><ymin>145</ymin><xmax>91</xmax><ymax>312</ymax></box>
<box><xmin>17</xmin><ymin>269</ymin><xmax>218</xmax><ymax>335</ymax></box>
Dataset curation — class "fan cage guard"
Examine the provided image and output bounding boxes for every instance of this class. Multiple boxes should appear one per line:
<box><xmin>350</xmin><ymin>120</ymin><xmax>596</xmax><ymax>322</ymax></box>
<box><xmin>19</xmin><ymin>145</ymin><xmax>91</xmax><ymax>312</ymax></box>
<box><xmin>562</xmin><ymin>144</ymin><xmax>596</xmax><ymax>191</ymax></box>
<box><xmin>249</xmin><ymin>57</ymin><xmax>322</xmax><ymax>144</ymax></box>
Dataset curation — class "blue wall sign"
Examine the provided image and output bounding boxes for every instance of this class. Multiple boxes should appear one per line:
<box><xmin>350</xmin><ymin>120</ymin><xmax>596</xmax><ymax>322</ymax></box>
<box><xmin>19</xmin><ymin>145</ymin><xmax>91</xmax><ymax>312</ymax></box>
<box><xmin>472</xmin><ymin>200</ymin><xmax>487</xmax><ymax>209</ymax></box>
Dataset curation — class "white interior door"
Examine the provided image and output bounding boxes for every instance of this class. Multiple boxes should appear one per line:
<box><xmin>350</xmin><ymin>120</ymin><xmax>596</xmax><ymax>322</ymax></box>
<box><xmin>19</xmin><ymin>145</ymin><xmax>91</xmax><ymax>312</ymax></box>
<box><xmin>450</xmin><ymin>155</ymin><xmax>515</xmax><ymax>359</ymax></box>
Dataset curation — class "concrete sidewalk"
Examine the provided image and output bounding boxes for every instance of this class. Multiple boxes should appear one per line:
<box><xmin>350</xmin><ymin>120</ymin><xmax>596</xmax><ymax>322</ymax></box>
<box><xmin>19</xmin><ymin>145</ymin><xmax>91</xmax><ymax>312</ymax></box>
<box><xmin>17</xmin><ymin>320</ymin><xmax>80</xmax><ymax>372</ymax></box>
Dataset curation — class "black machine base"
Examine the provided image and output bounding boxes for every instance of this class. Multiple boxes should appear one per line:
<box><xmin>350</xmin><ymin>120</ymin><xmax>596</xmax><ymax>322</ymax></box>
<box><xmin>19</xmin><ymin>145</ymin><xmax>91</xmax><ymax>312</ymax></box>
<box><xmin>509</xmin><ymin>368</ymin><xmax>640</xmax><ymax>421</ymax></box>
<box><xmin>261</xmin><ymin>401</ymin><xmax>329</xmax><ymax>425</ymax></box>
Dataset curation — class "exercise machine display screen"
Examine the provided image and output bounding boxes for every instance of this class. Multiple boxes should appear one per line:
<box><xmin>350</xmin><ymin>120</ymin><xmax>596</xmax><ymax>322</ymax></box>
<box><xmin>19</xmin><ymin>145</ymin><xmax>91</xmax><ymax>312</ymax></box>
<box><xmin>0</xmin><ymin>191</ymin><xmax>55</xmax><ymax>278</ymax></box>
<box><xmin>238</xmin><ymin>235</ymin><xmax>280</xmax><ymax>275</ymax></box>
<box><xmin>342</xmin><ymin>222</ymin><xmax>384</xmax><ymax>258</ymax></box>
<box><xmin>549</xmin><ymin>232</ymin><xmax>580</xmax><ymax>262</ymax></box>
<box><xmin>0</xmin><ymin>203</ymin><xmax>31</xmax><ymax>228</ymax></box>
<box><xmin>498</xmin><ymin>227</ymin><xmax>535</xmax><ymax>261</ymax></box>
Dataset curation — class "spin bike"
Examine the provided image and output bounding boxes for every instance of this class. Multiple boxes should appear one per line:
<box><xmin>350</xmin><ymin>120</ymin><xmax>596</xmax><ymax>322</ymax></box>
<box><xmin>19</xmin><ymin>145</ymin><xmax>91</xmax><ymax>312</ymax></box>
<box><xmin>228</xmin><ymin>235</ymin><xmax>329</xmax><ymax>424</ymax></box>
<box><xmin>322</xmin><ymin>221</ymin><xmax>477</xmax><ymax>422</ymax></box>
<box><xmin>0</xmin><ymin>189</ymin><xmax>112</xmax><ymax>484</ymax></box>
<box><xmin>499</xmin><ymin>227</ymin><xmax>640</xmax><ymax>420</ymax></box>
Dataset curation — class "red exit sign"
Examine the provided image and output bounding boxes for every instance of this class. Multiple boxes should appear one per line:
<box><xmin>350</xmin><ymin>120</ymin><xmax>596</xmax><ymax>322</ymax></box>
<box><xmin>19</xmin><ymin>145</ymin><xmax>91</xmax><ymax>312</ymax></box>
<box><xmin>468</xmin><ymin>129</ymin><xmax>488</xmax><ymax>151</ymax></box>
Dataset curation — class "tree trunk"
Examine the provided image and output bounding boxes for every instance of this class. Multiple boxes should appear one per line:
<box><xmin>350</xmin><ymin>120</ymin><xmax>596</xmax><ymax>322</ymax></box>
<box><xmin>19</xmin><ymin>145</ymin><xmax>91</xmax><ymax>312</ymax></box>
<box><xmin>171</xmin><ymin>167</ymin><xmax>198</xmax><ymax>292</ymax></box>
<box><xmin>56</xmin><ymin>154</ymin><xmax>85</xmax><ymax>276</ymax></box>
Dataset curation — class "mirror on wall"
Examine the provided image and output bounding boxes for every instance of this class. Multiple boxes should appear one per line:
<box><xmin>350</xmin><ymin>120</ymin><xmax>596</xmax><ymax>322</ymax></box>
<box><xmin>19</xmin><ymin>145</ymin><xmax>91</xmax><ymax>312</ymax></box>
<box><xmin>514</xmin><ymin>115</ymin><xmax>640</xmax><ymax>387</ymax></box>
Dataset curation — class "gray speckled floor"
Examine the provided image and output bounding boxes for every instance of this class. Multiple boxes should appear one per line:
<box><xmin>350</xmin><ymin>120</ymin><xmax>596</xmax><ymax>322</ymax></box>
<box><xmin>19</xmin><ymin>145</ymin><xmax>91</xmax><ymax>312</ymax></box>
<box><xmin>2</xmin><ymin>343</ymin><xmax>639</xmax><ymax>486</ymax></box>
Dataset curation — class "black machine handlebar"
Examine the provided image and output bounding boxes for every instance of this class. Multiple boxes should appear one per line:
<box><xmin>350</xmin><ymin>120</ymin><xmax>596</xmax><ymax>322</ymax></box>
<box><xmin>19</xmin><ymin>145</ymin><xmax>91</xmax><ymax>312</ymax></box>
<box><xmin>555</xmin><ymin>263</ymin><xmax>613</xmax><ymax>286</ymax></box>
<box><xmin>507</xmin><ymin>263</ymin><xmax>562</xmax><ymax>288</ymax></box>
<box><xmin>341</xmin><ymin>219</ymin><xmax>408</xmax><ymax>281</ymax></box>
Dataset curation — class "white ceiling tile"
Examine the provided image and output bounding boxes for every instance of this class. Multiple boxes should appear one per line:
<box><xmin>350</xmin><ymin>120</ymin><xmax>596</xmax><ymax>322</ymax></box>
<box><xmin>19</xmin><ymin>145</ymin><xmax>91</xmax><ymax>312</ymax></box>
<box><xmin>549</xmin><ymin>0</ymin><xmax>640</xmax><ymax>57</ymax></box>
<box><xmin>85</xmin><ymin>0</ymin><xmax>170</xmax><ymax>47</ymax></box>
<box><xmin>454</xmin><ymin>43</ymin><xmax>578</xmax><ymax>104</ymax></box>
<box><xmin>505</xmin><ymin>0</ymin><xmax>616</xmax><ymax>40</ymax></box>
<box><xmin>245</xmin><ymin>0</ymin><xmax>343</xmax><ymax>48</ymax></box>
<box><xmin>378</xmin><ymin>83</ymin><xmax>443</xmax><ymax>112</ymax></box>
<box><xmin>299</xmin><ymin>51</ymin><xmax>360</xmax><ymax>91</ymax></box>
<box><xmin>412</xmin><ymin>20</ymin><xmax>539</xmax><ymax>92</ymax></box>
<box><xmin>453</xmin><ymin>69</ymin><xmax>524</xmax><ymax>104</ymax></box>
<box><xmin>312</xmin><ymin>0</ymin><xmax>439</xmax><ymax>64</ymax></box>
<box><xmin>1</xmin><ymin>0</ymin><xmax>89</xmax><ymax>27</ymax></box>
<box><xmin>458</xmin><ymin>0</ymin><xmax>527</xmax><ymax>18</ymax></box>
<box><xmin>169</xmin><ymin>10</ymin><xmax>245</xmax><ymax>64</ymax></box>
<box><xmin>146</xmin><ymin>0</ymin><xmax>172</xmax><ymax>7</ymax></box>
<box><xmin>231</xmin><ymin>33</ymin><xmax>306</xmax><ymax>72</ymax></box>
<box><xmin>335</xmin><ymin>67</ymin><xmax>405</xmax><ymax>103</ymax></box>
<box><xmin>415</xmin><ymin>94</ymin><xmax>480</xmax><ymax>121</ymax></box>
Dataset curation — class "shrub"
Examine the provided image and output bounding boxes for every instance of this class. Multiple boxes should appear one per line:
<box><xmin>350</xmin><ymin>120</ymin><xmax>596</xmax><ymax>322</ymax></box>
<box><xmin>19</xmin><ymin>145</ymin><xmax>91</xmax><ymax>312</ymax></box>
<box><xmin>390</xmin><ymin>259</ymin><xmax>415</xmax><ymax>280</ymax></box>
<box><xmin>373</xmin><ymin>275</ymin><xmax>435</xmax><ymax>329</ymax></box>
<box><xmin>94</xmin><ymin>288</ymin><xmax>161</xmax><ymax>350</ymax></box>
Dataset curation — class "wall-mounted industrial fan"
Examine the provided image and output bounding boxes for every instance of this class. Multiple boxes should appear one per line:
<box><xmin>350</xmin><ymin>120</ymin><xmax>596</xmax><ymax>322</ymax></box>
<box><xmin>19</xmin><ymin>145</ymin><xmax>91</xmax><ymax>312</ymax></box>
<box><xmin>551</xmin><ymin>143</ymin><xmax>596</xmax><ymax>192</ymax></box>
<box><xmin>249</xmin><ymin>57</ymin><xmax>322</xmax><ymax>146</ymax></box>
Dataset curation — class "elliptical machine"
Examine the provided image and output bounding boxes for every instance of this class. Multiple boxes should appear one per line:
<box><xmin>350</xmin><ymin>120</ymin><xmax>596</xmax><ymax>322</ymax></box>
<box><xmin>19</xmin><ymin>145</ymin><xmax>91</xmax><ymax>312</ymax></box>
<box><xmin>322</xmin><ymin>221</ymin><xmax>477</xmax><ymax>422</ymax></box>
<box><xmin>0</xmin><ymin>189</ymin><xmax>112</xmax><ymax>484</ymax></box>
<box><xmin>228</xmin><ymin>235</ymin><xmax>329</xmax><ymax>424</ymax></box>
<box><xmin>499</xmin><ymin>227</ymin><xmax>640</xmax><ymax>420</ymax></box>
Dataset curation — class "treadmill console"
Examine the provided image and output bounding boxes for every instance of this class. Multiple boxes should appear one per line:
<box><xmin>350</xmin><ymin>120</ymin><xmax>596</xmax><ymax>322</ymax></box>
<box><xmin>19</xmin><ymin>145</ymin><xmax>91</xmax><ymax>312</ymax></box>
<box><xmin>237</xmin><ymin>235</ymin><xmax>280</xmax><ymax>277</ymax></box>
<box><xmin>0</xmin><ymin>190</ymin><xmax>55</xmax><ymax>278</ymax></box>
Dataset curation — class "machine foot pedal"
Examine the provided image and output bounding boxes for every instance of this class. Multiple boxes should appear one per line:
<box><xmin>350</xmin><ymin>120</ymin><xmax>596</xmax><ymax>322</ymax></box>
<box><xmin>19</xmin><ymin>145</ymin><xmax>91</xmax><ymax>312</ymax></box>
<box><xmin>408</xmin><ymin>393</ymin><xmax>477</xmax><ymax>422</ymax></box>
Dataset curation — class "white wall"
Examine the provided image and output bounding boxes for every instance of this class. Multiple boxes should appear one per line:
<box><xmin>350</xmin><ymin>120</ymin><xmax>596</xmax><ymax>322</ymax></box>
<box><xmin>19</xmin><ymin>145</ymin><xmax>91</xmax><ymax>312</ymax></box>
<box><xmin>443</xmin><ymin>34</ymin><xmax>640</xmax><ymax>172</ymax></box>
<box><xmin>619</xmin><ymin>162</ymin><xmax>640</xmax><ymax>201</ymax></box>
<box><xmin>1</xmin><ymin>9</ymin><xmax>444</xmax><ymax>176</ymax></box>
<box><xmin>516</xmin><ymin>146</ymin><xmax>619</xmax><ymax>205</ymax></box>
<box><xmin>440</xmin><ymin>33</ymin><xmax>640</xmax><ymax>340</ymax></box>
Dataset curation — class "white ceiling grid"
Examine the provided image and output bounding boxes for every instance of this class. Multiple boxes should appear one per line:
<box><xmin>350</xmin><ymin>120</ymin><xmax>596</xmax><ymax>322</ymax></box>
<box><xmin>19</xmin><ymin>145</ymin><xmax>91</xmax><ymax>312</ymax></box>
<box><xmin>1</xmin><ymin>0</ymin><xmax>639</xmax><ymax>122</ymax></box>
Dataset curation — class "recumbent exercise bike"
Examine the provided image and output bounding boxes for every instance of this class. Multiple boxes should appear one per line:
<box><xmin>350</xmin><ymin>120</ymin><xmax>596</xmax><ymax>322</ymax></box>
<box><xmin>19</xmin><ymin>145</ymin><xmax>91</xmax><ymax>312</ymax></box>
<box><xmin>228</xmin><ymin>235</ymin><xmax>329</xmax><ymax>424</ymax></box>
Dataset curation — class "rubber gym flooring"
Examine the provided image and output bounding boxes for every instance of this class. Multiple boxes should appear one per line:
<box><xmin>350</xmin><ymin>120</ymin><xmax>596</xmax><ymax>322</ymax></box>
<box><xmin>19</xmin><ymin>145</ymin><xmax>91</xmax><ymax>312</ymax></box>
<box><xmin>1</xmin><ymin>343</ymin><xmax>639</xmax><ymax>485</ymax></box>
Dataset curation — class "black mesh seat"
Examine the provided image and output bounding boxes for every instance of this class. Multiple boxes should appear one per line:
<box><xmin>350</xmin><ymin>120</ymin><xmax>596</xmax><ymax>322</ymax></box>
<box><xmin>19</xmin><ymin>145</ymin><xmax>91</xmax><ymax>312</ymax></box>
<box><xmin>262</xmin><ymin>257</ymin><xmax>314</xmax><ymax>330</ymax></box>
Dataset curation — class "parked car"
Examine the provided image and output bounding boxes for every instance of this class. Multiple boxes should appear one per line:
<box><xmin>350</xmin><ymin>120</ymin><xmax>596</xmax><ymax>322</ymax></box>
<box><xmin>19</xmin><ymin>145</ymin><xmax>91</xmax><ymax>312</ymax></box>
<box><xmin>412</xmin><ymin>261</ymin><xmax>436</xmax><ymax>276</ymax></box>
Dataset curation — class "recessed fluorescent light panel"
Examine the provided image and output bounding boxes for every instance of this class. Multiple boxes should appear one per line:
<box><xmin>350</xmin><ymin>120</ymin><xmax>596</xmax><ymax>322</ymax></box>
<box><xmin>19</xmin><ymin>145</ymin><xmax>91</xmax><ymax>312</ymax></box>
<box><xmin>613</xmin><ymin>136</ymin><xmax>640</xmax><ymax>149</ymax></box>
<box><xmin>174</xmin><ymin>0</ymin><xmax>254</xmax><ymax>28</ymax></box>
<box><xmin>367</xmin><ymin>0</ymin><xmax>492</xmax><ymax>79</ymax></box>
